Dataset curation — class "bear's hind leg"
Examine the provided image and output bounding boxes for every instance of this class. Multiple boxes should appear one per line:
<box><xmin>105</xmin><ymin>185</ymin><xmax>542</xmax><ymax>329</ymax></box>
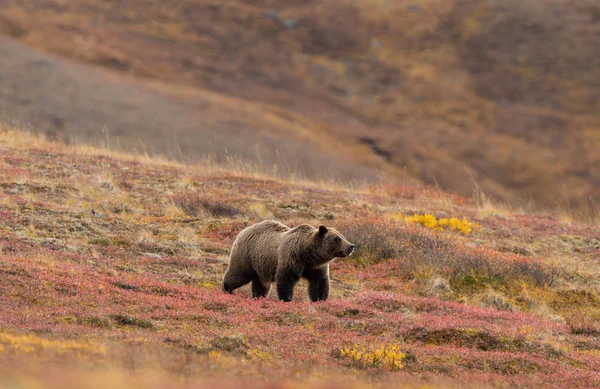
<box><xmin>304</xmin><ymin>267</ymin><xmax>330</xmax><ymax>302</ymax></box>
<box><xmin>223</xmin><ymin>269</ymin><xmax>253</xmax><ymax>294</ymax></box>
<box><xmin>251</xmin><ymin>279</ymin><xmax>271</xmax><ymax>299</ymax></box>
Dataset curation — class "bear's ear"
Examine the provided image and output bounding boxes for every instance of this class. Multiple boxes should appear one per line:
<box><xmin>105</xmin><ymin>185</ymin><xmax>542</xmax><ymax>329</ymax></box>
<box><xmin>318</xmin><ymin>225</ymin><xmax>328</xmax><ymax>236</ymax></box>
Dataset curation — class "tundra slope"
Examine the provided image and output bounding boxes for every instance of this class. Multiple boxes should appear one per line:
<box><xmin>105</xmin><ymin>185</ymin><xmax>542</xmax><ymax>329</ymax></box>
<box><xmin>2</xmin><ymin>0</ymin><xmax>600</xmax><ymax>212</ymax></box>
<box><xmin>0</xmin><ymin>129</ymin><xmax>599</xmax><ymax>388</ymax></box>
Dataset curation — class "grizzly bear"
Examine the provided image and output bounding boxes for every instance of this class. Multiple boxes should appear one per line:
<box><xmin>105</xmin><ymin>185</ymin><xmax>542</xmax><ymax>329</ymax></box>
<box><xmin>222</xmin><ymin>220</ymin><xmax>355</xmax><ymax>302</ymax></box>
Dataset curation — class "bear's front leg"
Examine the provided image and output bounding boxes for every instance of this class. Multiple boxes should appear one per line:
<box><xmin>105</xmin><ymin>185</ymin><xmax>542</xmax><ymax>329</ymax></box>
<box><xmin>304</xmin><ymin>266</ymin><xmax>330</xmax><ymax>302</ymax></box>
<box><xmin>275</xmin><ymin>266</ymin><xmax>301</xmax><ymax>302</ymax></box>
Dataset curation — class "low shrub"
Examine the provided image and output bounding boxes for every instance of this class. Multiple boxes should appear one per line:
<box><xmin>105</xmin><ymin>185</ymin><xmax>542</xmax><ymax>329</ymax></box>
<box><xmin>338</xmin><ymin>216</ymin><xmax>406</xmax><ymax>263</ymax></box>
<box><xmin>566</xmin><ymin>313</ymin><xmax>600</xmax><ymax>336</ymax></box>
<box><xmin>172</xmin><ymin>192</ymin><xmax>241</xmax><ymax>218</ymax></box>
<box><xmin>338</xmin><ymin>343</ymin><xmax>406</xmax><ymax>371</ymax></box>
<box><xmin>405</xmin><ymin>213</ymin><xmax>480</xmax><ymax>235</ymax></box>
<box><xmin>337</xmin><ymin>216</ymin><xmax>559</xmax><ymax>291</ymax></box>
<box><xmin>108</xmin><ymin>314</ymin><xmax>153</xmax><ymax>329</ymax></box>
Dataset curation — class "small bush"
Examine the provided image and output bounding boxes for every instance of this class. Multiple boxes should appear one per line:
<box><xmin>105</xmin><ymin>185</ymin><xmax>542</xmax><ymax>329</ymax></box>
<box><xmin>108</xmin><ymin>201</ymin><xmax>129</xmax><ymax>214</ymax></box>
<box><xmin>112</xmin><ymin>281</ymin><xmax>140</xmax><ymax>292</ymax></box>
<box><xmin>209</xmin><ymin>335</ymin><xmax>249</xmax><ymax>355</ymax></box>
<box><xmin>172</xmin><ymin>193</ymin><xmax>241</xmax><ymax>218</ymax></box>
<box><xmin>405</xmin><ymin>213</ymin><xmax>480</xmax><ymax>235</ymax></box>
<box><xmin>335</xmin><ymin>308</ymin><xmax>361</xmax><ymax>317</ymax></box>
<box><xmin>108</xmin><ymin>314</ymin><xmax>153</xmax><ymax>329</ymax></box>
<box><xmin>566</xmin><ymin>314</ymin><xmax>600</xmax><ymax>336</ymax></box>
<box><xmin>480</xmin><ymin>290</ymin><xmax>515</xmax><ymax>312</ymax></box>
<box><xmin>424</xmin><ymin>277</ymin><xmax>453</xmax><ymax>298</ymax></box>
<box><xmin>89</xmin><ymin>237</ymin><xmax>111</xmax><ymax>246</ymax></box>
<box><xmin>78</xmin><ymin>316</ymin><xmax>113</xmax><ymax>329</ymax></box>
<box><xmin>337</xmin><ymin>216</ymin><xmax>402</xmax><ymax>263</ymax></box>
<box><xmin>338</xmin><ymin>343</ymin><xmax>406</xmax><ymax>371</ymax></box>
<box><xmin>89</xmin><ymin>238</ymin><xmax>129</xmax><ymax>246</ymax></box>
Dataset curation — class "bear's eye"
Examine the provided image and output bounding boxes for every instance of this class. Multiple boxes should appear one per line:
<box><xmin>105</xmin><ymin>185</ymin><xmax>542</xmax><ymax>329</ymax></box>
<box><xmin>335</xmin><ymin>236</ymin><xmax>341</xmax><ymax>243</ymax></box>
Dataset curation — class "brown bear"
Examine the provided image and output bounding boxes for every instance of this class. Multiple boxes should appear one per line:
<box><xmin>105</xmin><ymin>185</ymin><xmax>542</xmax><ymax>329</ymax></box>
<box><xmin>222</xmin><ymin>220</ymin><xmax>355</xmax><ymax>302</ymax></box>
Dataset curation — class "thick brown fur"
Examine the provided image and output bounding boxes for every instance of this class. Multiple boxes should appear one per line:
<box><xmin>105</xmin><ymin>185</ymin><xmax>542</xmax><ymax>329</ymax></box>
<box><xmin>222</xmin><ymin>220</ymin><xmax>355</xmax><ymax>302</ymax></box>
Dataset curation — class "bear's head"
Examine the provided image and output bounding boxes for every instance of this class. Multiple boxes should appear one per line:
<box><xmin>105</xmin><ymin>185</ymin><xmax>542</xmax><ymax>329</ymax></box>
<box><xmin>317</xmin><ymin>225</ymin><xmax>355</xmax><ymax>260</ymax></box>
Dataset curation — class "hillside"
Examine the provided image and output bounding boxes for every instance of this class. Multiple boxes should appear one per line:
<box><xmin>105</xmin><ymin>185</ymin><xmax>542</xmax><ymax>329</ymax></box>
<box><xmin>1</xmin><ymin>127</ymin><xmax>600</xmax><ymax>388</ymax></box>
<box><xmin>0</xmin><ymin>36</ymin><xmax>383</xmax><ymax>184</ymax></box>
<box><xmin>1</xmin><ymin>0</ymin><xmax>599</xmax><ymax>213</ymax></box>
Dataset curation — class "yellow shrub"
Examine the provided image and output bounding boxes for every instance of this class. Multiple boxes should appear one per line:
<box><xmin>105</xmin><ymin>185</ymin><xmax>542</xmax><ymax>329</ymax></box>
<box><xmin>339</xmin><ymin>343</ymin><xmax>405</xmax><ymax>371</ymax></box>
<box><xmin>248</xmin><ymin>348</ymin><xmax>272</xmax><ymax>362</ymax></box>
<box><xmin>208</xmin><ymin>350</ymin><xmax>237</xmax><ymax>367</ymax></box>
<box><xmin>198</xmin><ymin>279</ymin><xmax>217</xmax><ymax>289</ymax></box>
<box><xmin>406</xmin><ymin>214</ymin><xmax>441</xmax><ymax>231</ymax></box>
<box><xmin>405</xmin><ymin>214</ymin><xmax>479</xmax><ymax>235</ymax></box>
<box><xmin>208</xmin><ymin>350</ymin><xmax>223</xmax><ymax>360</ymax></box>
<box><xmin>0</xmin><ymin>332</ymin><xmax>106</xmax><ymax>356</ymax></box>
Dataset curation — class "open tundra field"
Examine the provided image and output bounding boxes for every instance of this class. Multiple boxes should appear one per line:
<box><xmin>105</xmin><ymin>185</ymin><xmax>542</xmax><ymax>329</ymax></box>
<box><xmin>1</xmin><ymin>127</ymin><xmax>600</xmax><ymax>388</ymax></box>
<box><xmin>1</xmin><ymin>0</ymin><xmax>600</xmax><ymax>212</ymax></box>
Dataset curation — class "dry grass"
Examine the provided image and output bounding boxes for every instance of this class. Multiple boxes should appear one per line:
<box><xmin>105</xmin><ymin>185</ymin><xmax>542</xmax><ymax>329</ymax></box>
<box><xmin>171</xmin><ymin>193</ymin><xmax>242</xmax><ymax>218</ymax></box>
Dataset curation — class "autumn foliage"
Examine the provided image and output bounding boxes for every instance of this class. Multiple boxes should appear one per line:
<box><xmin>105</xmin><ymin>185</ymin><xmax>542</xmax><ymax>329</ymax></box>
<box><xmin>1</xmin><ymin>128</ymin><xmax>599</xmax><ymax>388</ymax></box>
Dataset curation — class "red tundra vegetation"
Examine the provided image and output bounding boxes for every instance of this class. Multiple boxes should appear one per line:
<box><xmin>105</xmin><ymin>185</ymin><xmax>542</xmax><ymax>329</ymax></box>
<box><xmin>1</xmin><ymin>128</ymin><xmax>599</xmax><ymax>388</ymax></box>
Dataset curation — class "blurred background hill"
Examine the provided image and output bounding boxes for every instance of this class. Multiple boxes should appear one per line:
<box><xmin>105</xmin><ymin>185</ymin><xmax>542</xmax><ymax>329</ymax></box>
<box><xmin>1</xmin><ymin>0</ymin><xmax>599</xmax><ymax>213</ymax></box>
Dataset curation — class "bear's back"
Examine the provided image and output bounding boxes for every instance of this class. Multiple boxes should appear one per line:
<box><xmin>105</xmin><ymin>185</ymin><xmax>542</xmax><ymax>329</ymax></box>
<box><xmin>231</xmin><ymin>220</ymin><xmax>289</xmax><ymax>282</ymax></box>
<box><xmin>285</xmin><ymin>224</ymin><xmax>316</xmax><ymax>236</ymax></box>
<box><xmin>279</xmin><ymin>224</ymin><xmax>317</xmax><ymax>252</ymax></box>
<box><xmin>243</xmin><ymin>220</ymin><xmax>289</xmax><ymax>239</ymax></box>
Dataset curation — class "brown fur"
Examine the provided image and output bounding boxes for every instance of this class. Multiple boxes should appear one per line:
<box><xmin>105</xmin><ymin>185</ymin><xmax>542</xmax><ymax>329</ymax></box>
<box><xmin>222</xmin><ymin>220</ymin><xmax>355</xmax><ymax>302</ymax></box>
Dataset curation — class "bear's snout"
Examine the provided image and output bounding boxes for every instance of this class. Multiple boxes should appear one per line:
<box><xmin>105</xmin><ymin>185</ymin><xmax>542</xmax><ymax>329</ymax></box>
<box><xmin>345</xmin><ymin>244</ymin><xmax>355</xmax><ymax>256</ymax></box>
